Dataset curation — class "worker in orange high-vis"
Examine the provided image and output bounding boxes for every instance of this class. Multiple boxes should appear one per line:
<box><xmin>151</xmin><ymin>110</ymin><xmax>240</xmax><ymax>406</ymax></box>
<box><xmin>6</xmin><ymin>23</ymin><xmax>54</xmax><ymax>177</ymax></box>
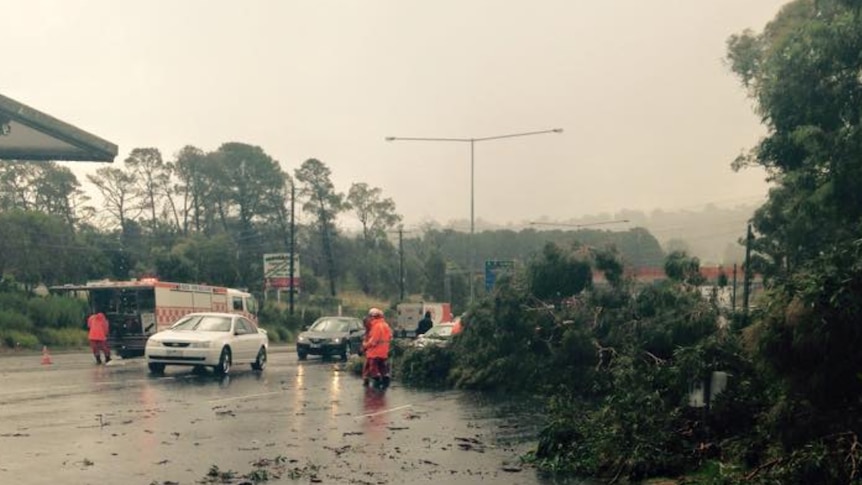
<box><xmin>87</xmin><ymin>312</ymin><xmax>111</xmax><ymax>365</ymax></box>
<box><xmin>362</xmin><ymin>308</ymin><xmax>392</xmax><ymax>388</ymax></box>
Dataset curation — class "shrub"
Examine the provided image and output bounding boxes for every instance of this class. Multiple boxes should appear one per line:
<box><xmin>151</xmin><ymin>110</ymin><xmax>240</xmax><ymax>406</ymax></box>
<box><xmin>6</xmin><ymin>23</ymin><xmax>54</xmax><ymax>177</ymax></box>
<box><xmin>27</xmin><ymin>295</ymin><xmax>87</xmax><ymax>329</ymax></box>
<box><xmin>0</xmin><ymin>330</ymin><xmax>40</xmax><ymax>349</ymax></box>
<box><xmin>0</xmin><ymin>310</ymin><xmax>33</xmax><ymax>332</ymax></box>
<box><xmin>395</xmin><ymin>346</ymin><xmax>454</xmax><ymax>388</ymax></box>
<box><xmin>37</xmin><ymin>327</ymin><xmax>88</xmax><ymax>347</ymax></box>
<box><xmin>0</xmin><ymin>292</ymin><xmax>29</xmax><ymax>314</ymax></box>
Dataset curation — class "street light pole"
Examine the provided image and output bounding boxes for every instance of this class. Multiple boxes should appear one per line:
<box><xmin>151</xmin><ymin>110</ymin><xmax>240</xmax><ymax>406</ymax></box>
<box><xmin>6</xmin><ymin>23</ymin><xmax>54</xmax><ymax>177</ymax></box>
<box><xmin>386</xmin><ymin>128</ymin><xmax>563</xmax><ymax>305</ymax></box>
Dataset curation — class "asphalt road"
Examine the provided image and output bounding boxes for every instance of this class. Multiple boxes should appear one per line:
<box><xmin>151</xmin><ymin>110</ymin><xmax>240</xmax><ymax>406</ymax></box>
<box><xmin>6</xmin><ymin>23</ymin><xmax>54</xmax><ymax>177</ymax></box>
<box><xmin>0</xmin><ymin>345</ymin><xmax>581</xmax><ymax>485</ymax></box>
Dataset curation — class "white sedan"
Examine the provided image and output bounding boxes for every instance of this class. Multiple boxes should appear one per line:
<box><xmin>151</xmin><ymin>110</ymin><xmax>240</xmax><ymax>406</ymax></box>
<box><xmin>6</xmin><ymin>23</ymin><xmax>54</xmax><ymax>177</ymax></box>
<box><xmin>145</xmin><ymin>312</ymin><xmax>268</xmax><ymax>375</ymax></box>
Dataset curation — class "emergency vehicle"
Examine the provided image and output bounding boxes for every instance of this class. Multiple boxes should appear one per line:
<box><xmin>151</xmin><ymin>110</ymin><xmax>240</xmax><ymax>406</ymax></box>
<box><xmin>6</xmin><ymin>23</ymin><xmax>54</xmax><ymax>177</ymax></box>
<box><xmin>51</xmin><ymin>279</ymin><xmax>258</xmax><ymax>358</ymax></box>
<box><xmin>396</xmin><ymin>302</ymin><xmax>453</xmax><ymax>337</ymax></box>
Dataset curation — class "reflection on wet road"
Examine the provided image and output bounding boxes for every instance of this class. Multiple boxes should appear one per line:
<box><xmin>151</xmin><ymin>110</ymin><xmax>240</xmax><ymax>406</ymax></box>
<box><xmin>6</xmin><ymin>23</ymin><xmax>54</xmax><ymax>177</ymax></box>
<box><xmin>0</xmin><ymin>347</ymin><xmax>582</xmax><ymax>484</ymax></box>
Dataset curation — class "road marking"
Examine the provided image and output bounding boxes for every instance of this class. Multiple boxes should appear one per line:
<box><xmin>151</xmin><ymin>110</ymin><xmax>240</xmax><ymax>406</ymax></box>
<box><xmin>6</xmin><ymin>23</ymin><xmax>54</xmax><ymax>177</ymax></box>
<box><xmin>0</xmin><ymin>384</ymin><xmax>82</xmax><ymax>396</ymax></box>
<box><xmin>207</xmin><ymin>391</ymin><xmax>285</xmax><ymax>404</ymax></box>
<box><xmin>356</xmin><ymin>404</ymin><xmax>412</xmax><ymax>419</ymax></box>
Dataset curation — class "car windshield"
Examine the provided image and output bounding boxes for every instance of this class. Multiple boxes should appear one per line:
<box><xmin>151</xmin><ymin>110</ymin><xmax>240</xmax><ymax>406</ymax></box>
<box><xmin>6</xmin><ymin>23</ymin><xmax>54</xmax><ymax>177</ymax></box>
<box><xmin>171</xmin><ymin>315</ymin><xmax>232</xmax><ymax>332</ymax></box>
<box><xmin>309</xmin><ymin>319</ymin><xmax>349</xmax><ymax>333</ymax></box>
<box><xmin>424</xmin><ymin>325</ymin><xmax>454</xmax><ymax>339</ymax></box>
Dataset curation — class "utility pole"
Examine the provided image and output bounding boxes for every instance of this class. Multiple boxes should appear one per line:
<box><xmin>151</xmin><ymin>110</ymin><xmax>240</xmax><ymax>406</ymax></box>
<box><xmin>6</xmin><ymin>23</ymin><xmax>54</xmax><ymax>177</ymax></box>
<box><xmin>399</xmin><ymin>226</ymin><xmax>405</xmax><ymax>302</ymax></box>
<box><xmin>386</xmin><ymin>128</ymin><xmax>563</xmax><ymax>305</ymax></box>
<box><xmin>289</xmin><ymin>182</ymin><xmax>296</xmax><ymax>316</ymax></box>
<box><xmin>388</xmin><ymin>226</ymin><xmax>410</xmax><ymax>302</ymax></box>
<box><xmin>742</xmin><ymin>224</ymin><xmax>753</xmax><ymax>317</ymax></box>
<box><xmin>732</xmin><ymin>263</ymin><xmax>738</xmax><ymax>312</ymax></box>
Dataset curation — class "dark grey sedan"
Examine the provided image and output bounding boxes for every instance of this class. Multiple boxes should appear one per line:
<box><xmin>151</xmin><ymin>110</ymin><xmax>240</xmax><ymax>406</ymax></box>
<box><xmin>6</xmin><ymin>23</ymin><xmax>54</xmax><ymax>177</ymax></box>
<box><xmin>296</xmin><ymin>316</ymin><xmax>365</xmax><ymax>361</ymax></box>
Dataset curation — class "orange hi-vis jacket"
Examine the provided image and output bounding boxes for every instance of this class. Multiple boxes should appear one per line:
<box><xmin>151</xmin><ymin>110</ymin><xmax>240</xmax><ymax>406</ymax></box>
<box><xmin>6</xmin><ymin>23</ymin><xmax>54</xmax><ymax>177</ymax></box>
<box><xmin>364</xmin><ymin>316</ymin><xmax>391</xmax><ymax>359</ymax></box>
<box><xmin>87</xmin><ymin>313</ymin><xmax>109</xmax><ymax>341</ymax></box>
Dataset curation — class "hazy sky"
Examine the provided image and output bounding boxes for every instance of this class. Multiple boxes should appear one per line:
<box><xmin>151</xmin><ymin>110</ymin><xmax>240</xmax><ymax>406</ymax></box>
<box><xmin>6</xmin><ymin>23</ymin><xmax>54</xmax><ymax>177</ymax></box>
<box><xmin>3</xmin><ymin>0</ymin><xmax>790</xmax><ymax>228</ymax></box>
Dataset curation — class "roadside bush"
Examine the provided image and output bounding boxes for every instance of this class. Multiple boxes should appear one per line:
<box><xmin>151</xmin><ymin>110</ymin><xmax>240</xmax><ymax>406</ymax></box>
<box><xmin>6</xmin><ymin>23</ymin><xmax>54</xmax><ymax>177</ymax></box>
<box><xmin>0</xmin><ymin>310</ymin><xmax>33</xmax><ymax>332</ymax></box>
<box><xmin>0</xmin><ymin>330</ymin><xmax>40</xmax><ymax>349</ymax></box>
<box><xmin>448</xmin><ymin>284</ymin><xmax>551</xmax><ymax>391</ymax></box>
<box><xmin>395</xmin><ymin>346</ymin><xmax>454</xmax><ymax>388</ymax></box>
<box><xmin>37</xmin><ymin>327</ymin><xmax>88</xmax><ymax>347</ymax></box>
<box><xmin>0</xmin><ymin>292</ymin><xmax>29</xmax><ymax>314</ymax></box>
<box><xmin>27</xmin><ymin>295</ymin><xmax>87</xmax><ymax>329</ymax></box>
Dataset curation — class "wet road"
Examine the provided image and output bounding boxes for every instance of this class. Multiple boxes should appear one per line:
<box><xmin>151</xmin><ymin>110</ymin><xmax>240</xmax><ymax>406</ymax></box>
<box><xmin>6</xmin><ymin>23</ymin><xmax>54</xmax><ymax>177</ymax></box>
<box><xmin>0</xmin><ymin>346</ymin><xmax>578</xmax><ymax>484</ymax></box>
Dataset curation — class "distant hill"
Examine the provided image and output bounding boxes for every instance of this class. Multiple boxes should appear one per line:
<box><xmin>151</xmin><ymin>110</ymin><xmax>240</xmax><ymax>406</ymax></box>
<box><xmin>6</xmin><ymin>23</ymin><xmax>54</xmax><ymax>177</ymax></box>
<box><xmin>420</xmin><ymin>202</ymin><xmax>760</xmax><ymax>266</ymax></box>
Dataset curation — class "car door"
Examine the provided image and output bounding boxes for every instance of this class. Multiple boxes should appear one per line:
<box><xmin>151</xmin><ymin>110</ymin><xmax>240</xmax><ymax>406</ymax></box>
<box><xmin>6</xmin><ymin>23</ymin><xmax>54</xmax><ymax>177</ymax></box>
<box><xmin>349</xmin><ymin>319</ymin><xmax>364</xmax><ymax>350</ymax></box>
<box><xmin>232</xmin><ymin>318</ymin><xmax>257</xmax><ymax>363</ymax></box>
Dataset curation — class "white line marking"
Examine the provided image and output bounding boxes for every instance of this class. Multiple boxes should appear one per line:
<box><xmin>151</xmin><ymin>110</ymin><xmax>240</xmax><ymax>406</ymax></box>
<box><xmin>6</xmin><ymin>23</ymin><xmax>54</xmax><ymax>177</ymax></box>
<box><xmin>355</xmin><ymin>404</ymin><xmax>412</xmax><ymax>419</ymax></box>
<box><xmin>207</xmin><ymin>391</ymin><xmax>285</xmax><ymax>404</ymax></box>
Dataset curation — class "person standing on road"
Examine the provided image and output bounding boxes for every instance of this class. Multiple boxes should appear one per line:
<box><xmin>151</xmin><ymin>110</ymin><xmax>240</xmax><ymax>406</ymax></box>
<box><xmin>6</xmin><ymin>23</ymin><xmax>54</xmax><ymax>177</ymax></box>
<box><xmin>87</xmin><ymin>312</ymin><xmax>111</xmax><ymax>365</ymax></box>
<box><xmin>362</xmin><ymin>308</ymin><xmax>392</xmax><ymax>388</ymax></box>
<box><xmin>416</xmin><ymin>310</ymin><xmax>433</xmax><ymax>337</ymax></box>
<box><xmin>361</xmin><ymin>315</ymin><xmax>374</xmax><ymax>384</ymax></box>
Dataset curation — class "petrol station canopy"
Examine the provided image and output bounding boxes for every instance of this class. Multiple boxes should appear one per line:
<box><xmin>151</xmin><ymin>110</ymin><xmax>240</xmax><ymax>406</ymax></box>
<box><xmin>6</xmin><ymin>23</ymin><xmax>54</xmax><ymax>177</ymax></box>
<box><xmin>0</xmin><ymin>93</ymin><xmax>117</xmax><ymax>163</ymax></box>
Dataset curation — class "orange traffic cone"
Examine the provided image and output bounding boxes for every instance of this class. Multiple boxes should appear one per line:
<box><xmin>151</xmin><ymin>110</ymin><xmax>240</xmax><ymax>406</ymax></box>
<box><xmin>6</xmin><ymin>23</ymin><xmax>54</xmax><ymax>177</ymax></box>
<box><xmin>41</xmin><ymin>345</ymin><xmax>53</xmax><ymax>365</ymax></box>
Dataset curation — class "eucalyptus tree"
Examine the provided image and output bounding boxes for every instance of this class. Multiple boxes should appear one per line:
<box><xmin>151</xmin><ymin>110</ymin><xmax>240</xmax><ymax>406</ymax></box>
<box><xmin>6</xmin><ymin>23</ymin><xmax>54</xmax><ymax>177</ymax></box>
<box><xmin>86</xmin><ymin>166</ymin><xmax>140</xmax><ymax>240</ymax></box>
<box><xmin>0</xmin><ymin>210</ymin><xmax>82</xmax><ymax>288</ymax></box>
<box><xmin>346</xmin><ymin>182</ymin><xmax>402</xmax><ymax>246</ymax></box>
<box><xmin>33</xmin><ymin>163</ymin><xmax>84</xmax><ymax>226</ymax></box>
<box><xmin>727</xmin><ymin>0</ymin><xmax>862</xmax><ymax>443</ymax></box>
<box><xmin>344</xmin><ymin>182</ymin><xmax>402</xmax><ymax>295</ymax></box>
<box><xmin>173</xmin><ymin>145</ymin><xmax>209</xmax><ymax>234</ymax></box>
<box><xmin>0</xmin><ymin>161</ymin><xmax>38</xmax><ymax>211</ymax></box>
<box><xmin>295</xmin><ymin>158</ymin><xmax>347</xmax><ymax>297</ymax></box>
<box><xmin>0</xmin><ymin>161</ymin><xmax>86</xmax><ymax>225</ymax></box>
<box><xmin>207</xmin><ymin>142</ymin><xmax>286</xmax><ymax>287</ymax></box>
<box><xmin>124</xmin><ymin>147</ymin><xmax>171</xmax><ymax>233</ymax></box>
<box><xmin>262</xmin><ymin>173</ymin><xmax>296</xmax><ymax>259</ymax></box>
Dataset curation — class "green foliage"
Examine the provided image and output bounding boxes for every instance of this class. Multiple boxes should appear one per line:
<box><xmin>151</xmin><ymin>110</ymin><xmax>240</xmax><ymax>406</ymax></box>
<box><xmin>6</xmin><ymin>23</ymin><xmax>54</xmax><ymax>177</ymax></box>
<box><xmin>631</xmin><ymin>282</ymin><xmax>718</xmax><ymax>360</ymax></box>
<box><xmin>527</xmin><ymin>242</ymin><xmax>592</xmax><ymax>302</ymax></box>
<box><xmin>756</xmin><ymin>241</ymin><xmax>862</xmax><ymax>412</ymax></box>
<box><xmin>27</xmin><ymin>295</ymin><xmax>87</xmax><ymax>329</ymax></box>
<box><xmin>448</xmin><ymin>286</ymin><xmax>547</xmax><ymax>391</ymax></box>
<box><xmin>37</xmin><ymin>327</ymin><xmax>88</xmax><ymax>347</ymax></box>
<box><xmin>664</xmin><ymin>250</ymin><xmax>706</xmax><ymax>286</ymax></box>
<box><xmin>0</xmin><ymin>287</ymin><xmax>91</xmax><ymax>348</ymax></box>
<box><xmin>0</xmin><ymin>290</ymin><xmax>28</xmax><ymax>314</ymax></box>
<box><xmin>0</xmin><ymin>309</ymin><xmax>33</xmax><ymax>332</ymax></box>
<box><xmin>0</xmin><ymin>210</ymin><xmax>84</xmax><ymax>286</ymax></box>
<box><xmin>0</xmin><ymin>330</ymin><xmax>40</xmax><ymax>349</ymax></box>
<box><xmin>395</xmin><ymin>346</ymin><xmax>454</xmax><ymax>388</ymax></box>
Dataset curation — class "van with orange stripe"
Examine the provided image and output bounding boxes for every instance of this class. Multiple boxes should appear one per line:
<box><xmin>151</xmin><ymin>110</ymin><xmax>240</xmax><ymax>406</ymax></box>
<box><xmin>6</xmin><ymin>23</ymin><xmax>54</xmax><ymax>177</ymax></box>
<box><xmin>51</xmin><ymin>279</ymin><xmax>258</xmax><ymax>358</ymax></box>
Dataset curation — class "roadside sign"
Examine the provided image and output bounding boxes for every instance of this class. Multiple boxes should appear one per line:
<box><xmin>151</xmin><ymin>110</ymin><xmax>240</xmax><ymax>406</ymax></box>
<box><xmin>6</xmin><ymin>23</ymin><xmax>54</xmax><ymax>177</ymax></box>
<box><xmin>485</xmin><ymin>260</ymin><xmax>515</xmax><ymax>291</ymax></box>
<box><xmin>263</xmin><ymin>253</ymin><xmax>300</xmax><ymax>289</ymax></box>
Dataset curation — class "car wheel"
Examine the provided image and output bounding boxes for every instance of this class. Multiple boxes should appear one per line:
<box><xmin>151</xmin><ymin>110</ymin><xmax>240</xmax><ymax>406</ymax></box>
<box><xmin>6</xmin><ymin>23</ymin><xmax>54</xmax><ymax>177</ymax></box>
<box><xmin>297</xmin><ymin>351</ymin><xmax>307</xmax><ymax>361</ymax></box>
<box><xmin>251</xmin><ymin>347</ymin><xmax>267</xmax><ymax>371</ymax></box>
<box><xmin>148</xmin><ymin>362</ymin><xmax>165</xmax><ymax>374</ymax></box>
<box><xmin>214</xmin><ymin>347</ymin><xmax>232</xmax><ymax>375</ymax></box>
<box><xmin>341</xmin><ymin>342</ymin><xmax>351</xmax><ymax>361</ymax></box>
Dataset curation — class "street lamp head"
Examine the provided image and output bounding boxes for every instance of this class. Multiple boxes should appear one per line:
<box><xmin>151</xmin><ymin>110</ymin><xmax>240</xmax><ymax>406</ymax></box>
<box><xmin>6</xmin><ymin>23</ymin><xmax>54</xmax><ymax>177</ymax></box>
<box><xmin>552</xmin><ymin>128</ymin><xmax>564</xmax><ymax>134</ymax></box>
<box><xmin>384</xmin><ymin>136</ymin><xmax>396</xmax><ymax>142</ymax></box>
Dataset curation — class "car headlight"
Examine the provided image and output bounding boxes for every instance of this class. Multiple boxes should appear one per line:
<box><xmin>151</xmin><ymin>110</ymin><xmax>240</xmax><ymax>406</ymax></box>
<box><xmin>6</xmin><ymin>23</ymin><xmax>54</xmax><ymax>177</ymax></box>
<box><xmin>146</xmin><ymin>339</ymin><xmax>160</xmax><ymax>347</ymax></box>
<box><xmin>333</xmin><ymin>338</ymin><xmax>342</xmax><ymax>344</ymax></box>
<box><xmin>189</xmin><ymin>341</ymin><xmax>211</xmax><ymax>348</ymax></box>
<box><xmin>297</xmin><ymin>335</ymin><xmax>307</xmax><ymax>342</ymax></box>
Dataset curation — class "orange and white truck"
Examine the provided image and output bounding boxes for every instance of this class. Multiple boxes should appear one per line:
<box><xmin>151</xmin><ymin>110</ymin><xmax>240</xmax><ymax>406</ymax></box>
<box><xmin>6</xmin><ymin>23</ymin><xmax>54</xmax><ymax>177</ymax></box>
<box><xmin>396</xmin><ymin>302</ymin><xmax>453</xmax><ymax>337</ymax></box>
<box><xmin>51</xmin><ymin>278</ymin><xmax>258</xmax><ymax>358</ymax></box>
